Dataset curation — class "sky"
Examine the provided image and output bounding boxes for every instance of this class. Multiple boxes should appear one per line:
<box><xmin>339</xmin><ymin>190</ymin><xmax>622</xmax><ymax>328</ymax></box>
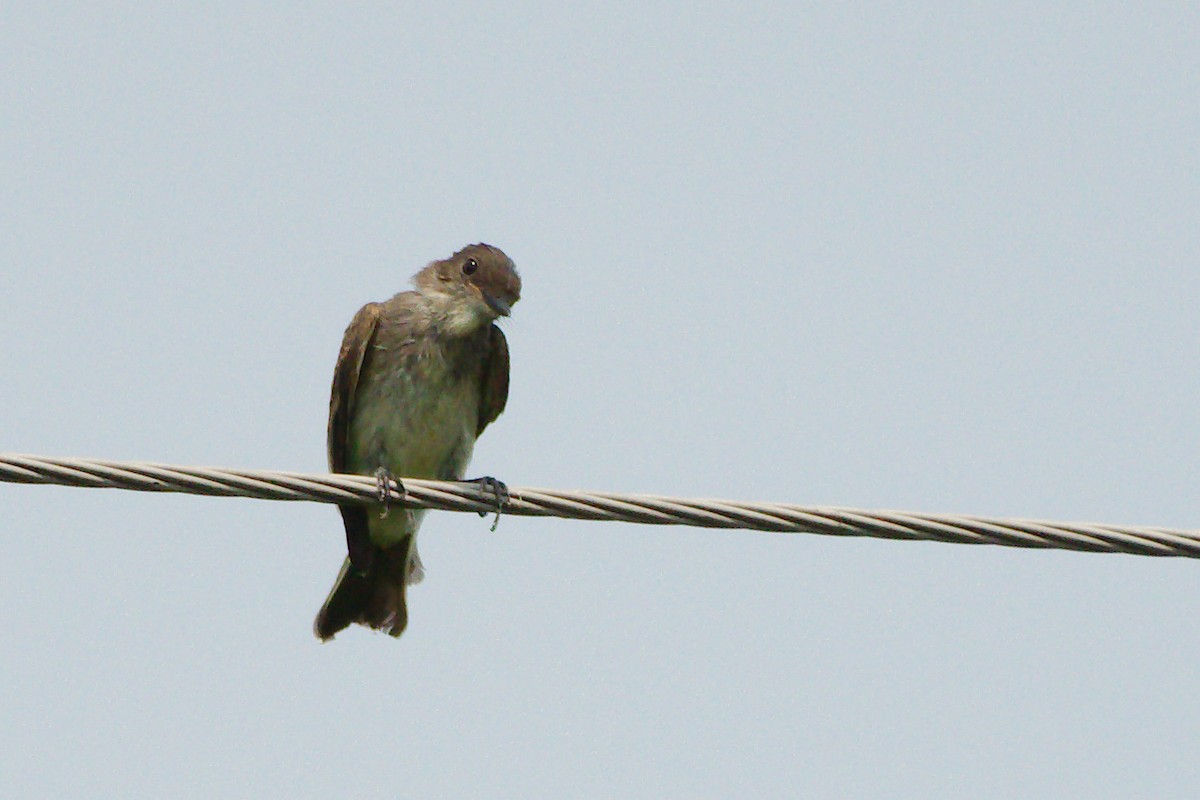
<box><xmin>2</xmin><ymin>3</ymin><xmax>1198</xmax><ymax>797</ymax></box>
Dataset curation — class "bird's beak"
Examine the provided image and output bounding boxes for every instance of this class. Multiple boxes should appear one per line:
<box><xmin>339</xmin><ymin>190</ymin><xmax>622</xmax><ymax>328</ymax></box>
<box><xmin>484</xmin><ymin>294</ymin><xmax>512</xmax><ymax>317</ymax></box>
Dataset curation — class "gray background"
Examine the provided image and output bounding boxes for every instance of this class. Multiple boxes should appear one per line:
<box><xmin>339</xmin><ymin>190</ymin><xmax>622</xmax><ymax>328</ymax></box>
<box><xmin>2</xmin><ymin>4</ymin><xmax>1198</xmax><ymax>797</ymax></box>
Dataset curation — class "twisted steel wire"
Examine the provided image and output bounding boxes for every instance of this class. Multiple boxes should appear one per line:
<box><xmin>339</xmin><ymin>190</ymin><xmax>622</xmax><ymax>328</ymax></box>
<box><xmin>2</xmin><ymin>452</ymin><xmax>1197</xmax><ymax>558</ymax></box>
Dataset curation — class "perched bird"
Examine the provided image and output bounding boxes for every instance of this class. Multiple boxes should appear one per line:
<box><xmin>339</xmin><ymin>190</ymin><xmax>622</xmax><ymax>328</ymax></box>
<box><xmin>314</xmin><ymin>243</ymin><xmax>521</xmax><ymax>641</ymax></box>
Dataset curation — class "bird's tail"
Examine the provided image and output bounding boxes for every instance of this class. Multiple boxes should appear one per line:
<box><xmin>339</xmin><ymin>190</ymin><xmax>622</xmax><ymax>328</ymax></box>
<box><xmin>314</xmin><ymin>538</ymin><xmax>413</xmax><ymax>641</ymax></box>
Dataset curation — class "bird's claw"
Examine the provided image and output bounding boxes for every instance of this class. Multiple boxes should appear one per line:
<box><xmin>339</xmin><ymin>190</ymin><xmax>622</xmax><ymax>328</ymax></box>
<box><xmin>467</xmin><ymin>476</ymin><xmax>509</xmax><ymax>531</ymax></box>
<box><xmin>374</xmin><ymin>467</ymin><xmax>404</xmax><ymax>518</ymax></box>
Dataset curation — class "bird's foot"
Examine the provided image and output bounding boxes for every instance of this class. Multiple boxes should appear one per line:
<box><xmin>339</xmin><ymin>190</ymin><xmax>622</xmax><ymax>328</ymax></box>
<box><xmin>466</xmin><ymin>476</ymin><xmax>509</xmax><ymax>532</ymax></box>
<box><xmin>374</xmin><ymin>467</ymin><xmax>404</xmax><ymax>518</ymax></box>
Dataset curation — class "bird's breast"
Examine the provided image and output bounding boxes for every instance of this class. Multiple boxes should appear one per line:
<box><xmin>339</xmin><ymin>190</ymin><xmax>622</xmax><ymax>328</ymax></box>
<box><xmin>348</xmin><ymin>348</ymin><xmax>479</xmax><ymax>482</ymax></box>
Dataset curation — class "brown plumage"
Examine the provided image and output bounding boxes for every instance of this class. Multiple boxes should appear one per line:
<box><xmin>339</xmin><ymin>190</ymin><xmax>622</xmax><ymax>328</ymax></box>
<box><xmin>314</xmin><ymin>244</ymin><xmax>521</xmax><ymax>641</ymax></box>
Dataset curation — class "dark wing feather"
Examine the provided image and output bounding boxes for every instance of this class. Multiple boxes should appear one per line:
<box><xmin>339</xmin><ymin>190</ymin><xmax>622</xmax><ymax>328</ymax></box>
<box><xmin>327</xmin><ymin>302</ymin><xmax>383</xmax><ymax>472</ymax></box>
<box><xmin>476</xmin><ymin>324</ymin><xmax>510</xmax><ymax>437</ymax></box>
<box><xmin>327</xmin><ymin>302</ymin><xmax>383</xmax><ymax>574</ymax></box>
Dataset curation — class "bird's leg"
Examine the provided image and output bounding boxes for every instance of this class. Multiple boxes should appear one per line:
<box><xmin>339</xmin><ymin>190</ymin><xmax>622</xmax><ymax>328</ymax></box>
<box><xmin>374</xmin><ymin>467</ymin><xmax>404</xmax><ymax>519</ymax></box>
<box><xmin>466</xmin><ymin>476</ymin><xmax>509</xmax><ymax>532</ymax></box>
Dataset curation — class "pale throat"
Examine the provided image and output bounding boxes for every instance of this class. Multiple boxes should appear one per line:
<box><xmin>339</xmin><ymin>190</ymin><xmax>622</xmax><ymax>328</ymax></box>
<box><xmin>422</xmin><ymin>287</ymin><xmax>493</xmax><ymax>336</ymax></box>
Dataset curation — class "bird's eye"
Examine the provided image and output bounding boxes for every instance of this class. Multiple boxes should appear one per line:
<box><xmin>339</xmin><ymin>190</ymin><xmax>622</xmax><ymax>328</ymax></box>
<box><xmin>462</xmin><ymin>258</ymin><xmax>478</xmax><ymax>275</ymax></box>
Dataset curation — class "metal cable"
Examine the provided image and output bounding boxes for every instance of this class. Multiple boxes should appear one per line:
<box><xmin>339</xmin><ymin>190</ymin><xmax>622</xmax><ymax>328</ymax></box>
<box><xmin>1</xmin><ymin>452</ymin><xmax>1196</xmax><ymax>558</ymax></box>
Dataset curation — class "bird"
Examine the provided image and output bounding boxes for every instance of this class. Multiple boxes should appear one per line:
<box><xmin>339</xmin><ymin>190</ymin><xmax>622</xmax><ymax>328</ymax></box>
<box><xmin>314</xmin><ymin>243</ymin><xmax>521</xmax><ymax>641</ymax></box>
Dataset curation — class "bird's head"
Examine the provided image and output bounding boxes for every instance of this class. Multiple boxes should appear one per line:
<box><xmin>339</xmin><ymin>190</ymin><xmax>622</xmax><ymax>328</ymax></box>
<box><xmin>414</xmin><ymin>243</ymin><xmax>522</xmax><ymax>335</ymax></box>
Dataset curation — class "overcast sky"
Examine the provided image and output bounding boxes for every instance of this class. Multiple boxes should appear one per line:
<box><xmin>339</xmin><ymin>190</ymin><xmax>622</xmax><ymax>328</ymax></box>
<box><xmin>2</xmin><ymin>4</ymin><xmax>1198</xmax><ymax>798</ymax></box>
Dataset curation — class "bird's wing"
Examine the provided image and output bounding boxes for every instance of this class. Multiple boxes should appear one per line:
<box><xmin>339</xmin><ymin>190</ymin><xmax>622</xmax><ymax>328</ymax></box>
<box><xmin>476</xmin><ymin>323</ymin><xmax>510</xmax><ymax>437</ymax></box>
<box><xmin>327</xmin><ymin>301</ymin><xmax>383</xmax><ymax>472</ymax></box>
<box><xmin>327</xmin><ymin>301</ymin><xmax>384</xmax><ymax>575</ymax></box>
